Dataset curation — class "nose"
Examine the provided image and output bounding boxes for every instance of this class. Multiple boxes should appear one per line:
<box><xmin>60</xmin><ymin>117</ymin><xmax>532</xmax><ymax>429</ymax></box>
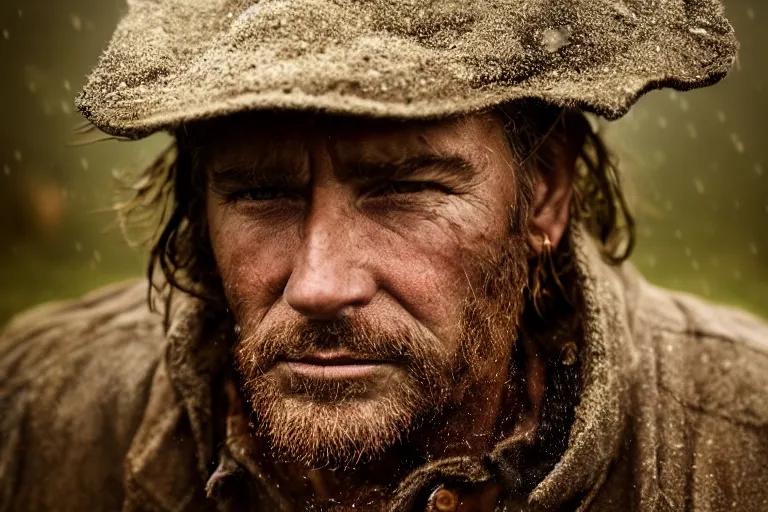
<box><xmin>284</xmin><ymin>209</ymin><xmax>377</xmax><ymax>320</ymax></box>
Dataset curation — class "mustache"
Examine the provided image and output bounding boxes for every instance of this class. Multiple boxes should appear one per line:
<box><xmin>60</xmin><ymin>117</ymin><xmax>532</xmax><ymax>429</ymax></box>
<box><xmin>235</xmin><ymin>316</ymin><xmax>447</xmax><ymax>376</ymax></box>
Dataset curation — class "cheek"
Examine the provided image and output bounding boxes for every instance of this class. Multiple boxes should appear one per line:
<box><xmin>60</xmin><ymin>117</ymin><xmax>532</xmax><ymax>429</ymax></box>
<box><xmin>207</xmin><ymin>200</ymin><xmax>298</xmax><ymax>323</ymax></box>
<box><xmin>371</xmin><ymin>210</ymin><xmax>506</xmax><ymax>345</ymax></box>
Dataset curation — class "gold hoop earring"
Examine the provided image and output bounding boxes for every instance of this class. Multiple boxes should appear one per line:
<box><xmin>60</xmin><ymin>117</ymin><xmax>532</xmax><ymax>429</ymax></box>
<box><xmin>530</xmin><ymin>233</ymin><xmax>552</xmax><ymax>318</ymax></box>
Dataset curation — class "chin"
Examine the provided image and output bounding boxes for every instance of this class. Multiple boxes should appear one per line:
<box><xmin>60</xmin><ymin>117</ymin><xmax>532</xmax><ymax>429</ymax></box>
<box><xmin>245</xmin><ymin>369</ymin><xmax>432</xmax><ymax>469</ymax></box>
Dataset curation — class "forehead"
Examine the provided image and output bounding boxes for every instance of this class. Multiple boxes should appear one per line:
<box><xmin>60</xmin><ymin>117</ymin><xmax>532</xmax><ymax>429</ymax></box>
<box><xmin>191</xmin><ymin>111</ymin><xmax>511</xmax><ymax>168</ymax></box>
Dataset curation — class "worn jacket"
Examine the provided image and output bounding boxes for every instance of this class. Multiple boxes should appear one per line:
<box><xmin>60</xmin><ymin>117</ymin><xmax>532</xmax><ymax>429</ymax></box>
<box><xmin>2</xmin><ymin>228</ymin><xmax>768</xmax><ymax>511</ymax></box>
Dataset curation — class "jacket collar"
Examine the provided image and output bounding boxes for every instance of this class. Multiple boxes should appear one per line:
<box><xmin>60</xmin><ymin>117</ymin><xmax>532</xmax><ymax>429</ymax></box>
<box><xmin>527</xmin><ymin>226</ymin><xmax>641</xmax><ymax>508</ymax></box>
<box><xmin>123</xmin><ymin>225</ymin><xmax>641</xmax><ymax>511</ymax></box>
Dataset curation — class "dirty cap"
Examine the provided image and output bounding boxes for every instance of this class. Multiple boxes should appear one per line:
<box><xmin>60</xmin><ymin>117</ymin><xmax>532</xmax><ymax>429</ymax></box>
<box><xmin>76</xmin><ymin>0</ymin><xmax>737</xmax><ymax>140</ymax></box>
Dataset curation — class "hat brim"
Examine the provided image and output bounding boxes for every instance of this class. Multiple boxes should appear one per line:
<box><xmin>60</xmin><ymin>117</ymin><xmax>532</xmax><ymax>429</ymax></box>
<box><xmin>76</xmin><ymin>0</ymin><xmax>738</xmax><ymax>139</ymax></box>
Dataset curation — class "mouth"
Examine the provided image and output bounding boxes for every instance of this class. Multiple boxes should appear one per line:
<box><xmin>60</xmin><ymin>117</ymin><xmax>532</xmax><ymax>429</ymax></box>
<box><xmin>278</xmin><ymin>350</ymin><xmax>390</xmax><ymax>380</ymax></box>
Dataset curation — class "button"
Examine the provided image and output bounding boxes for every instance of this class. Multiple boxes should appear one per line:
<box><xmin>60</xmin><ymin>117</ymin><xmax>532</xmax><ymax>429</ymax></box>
<box><xmin>427</xmin><ymin>486</ymin><xmax>458</xmax><ymax>512</ymax></box>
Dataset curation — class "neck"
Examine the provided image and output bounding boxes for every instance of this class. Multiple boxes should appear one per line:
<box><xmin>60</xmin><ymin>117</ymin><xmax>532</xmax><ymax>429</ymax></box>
<box><xmin>272</xmin><ymin>340</ymin><xmax>546</xmax><ymax>511</ymax></box>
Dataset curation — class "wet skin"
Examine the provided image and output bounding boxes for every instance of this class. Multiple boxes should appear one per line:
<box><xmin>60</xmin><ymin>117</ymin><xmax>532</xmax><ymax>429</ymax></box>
<box><xmin>201</xmin><ymin>111</ymin><xmax>575</xmax><ymax>508</ymax></box>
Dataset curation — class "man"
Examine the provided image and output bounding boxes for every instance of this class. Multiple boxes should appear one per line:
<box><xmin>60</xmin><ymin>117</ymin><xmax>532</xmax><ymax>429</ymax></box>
<box><xmin>2</xmin><ymin>0</ymin><xmax>767</xmax><ymax>511</ymax></box>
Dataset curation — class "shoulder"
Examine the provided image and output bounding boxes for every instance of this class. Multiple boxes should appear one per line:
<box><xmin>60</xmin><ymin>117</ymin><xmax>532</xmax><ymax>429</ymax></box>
<box><xmin>632</xmin><ymin>276</ymin><xmax>768</xmax><ymax>427</ymax></box>
<box><xmin>623</xmin><ymin>275</ymin><xmax>768</xmax><ymax>508</ymax></box>
<box><xmin>0</xmin><ymin>280</ymin><xmax>167</xmax><ymax>510</ymax></box>
<box><xmin>1</xmin><ymin>279</ymin><xmax>166</xmax><ymax>401</ymax></box>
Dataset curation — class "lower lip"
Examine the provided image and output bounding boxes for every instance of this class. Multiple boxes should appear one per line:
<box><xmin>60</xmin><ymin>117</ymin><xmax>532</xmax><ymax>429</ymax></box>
<box><xmin>280</xmin><ymin>361</ymin><xmax>384</xmax><ymax>379</ymax></box>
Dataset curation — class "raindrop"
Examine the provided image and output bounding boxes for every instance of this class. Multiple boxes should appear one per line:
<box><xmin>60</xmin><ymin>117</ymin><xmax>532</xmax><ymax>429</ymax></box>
<box><xmin>686</xmin><ymin>123</ymin><xmax>697</xmax><ymax>139</ymax></box>
<box><xmin>684</xmin><ymin>247</ymin><xmax>692</xmax><ymax>257</ymax></box>
<box><xmin>755</xmin><ymin>164</ymin><xmax>764</xmax><ymax>177</ymax></box>
<box><xmin>1</xmin><ymin>29</ymin><xmax>9</xmax><ymax>40</ymax></box>
<box><xmin>93</xmin><ymin>250</ymin><xmax>102</xmax><ymax>263</ymax></box>
<box><xmin>674</xmin><ymin>229</ymin><xmax>683</xmax><ymax>239</ymax></box>
<box><xmin>70</xmin><ymin>14</ymin><xmax>83</xmax><ymax>31</ymax></box>
<box><xmin>664</xmin><ymin>200</ymin><xmax>673</xmax><ymax>211</ymax></box>
<box><xmin>717</xmin><ymin>110</ymin><xmax>727</xmax><ymax>123</ymax></box>
<box><xmin>17</xmin><ymin>9</ymin><xmax>22</xmax><ymax>18</ymax></box>
<box><xmin>657</xmin><ymin>117</ymin><xmax>668</xmax><ymax>129</ymax></box>
<box><xmin>749</xmin><ymin>243</ymin><xmax>758</xmax><ymax>256</ymax></box>
<box><xmin>747</xmin><ymin>8</ymin><xmax>755</xmax><ymax>20</ymax></box>
<box><xmin>646</xmin><ymin>255</ymin><xmax>657</xmax><ymax>268</ymax></box>
<box><xmin>693</xmin><ymin>178</ymin><xmax>705</xmax><ymax>194</ymax></box>
<box><xmin>63</xmin><ymin>80</ymin><xmax>71</xmax><ymax>92</ymax></box>
<box><xmin>734</xmin><ymin>200</ymin><xmax>741</xmax><ymax>210</ymax></box>
<box><xmin>733</xmin><ymin>268</ymin><xmax>742</xmax><ymax>281</ymax></box>
<box><xmin>679</xmin><ymin>98</ymin><xmax>689</xmax><ymax>112</ymax></box>
<box><xmin>75</xmin><ymin>242</ymin><xmax>83</xmax><ymax>252</ymax></box>
<box><xmin>27</xmin><ymin>81</ymin><xmax>37</xmax><ymax>93</ymax></box>
<box><xmin>730</xmin><ymin>133</ymin><xmax>745</xmax><ymax>154</ymax></box>
<box><xmin>691</xmin><ymin>260</ymin><xmax>700</xmax><ymax>271</ymax></box>
<box><xmin>3</xmin><ymin>164</ymin><xmax>9</xmax><ymax>176</ymax></box>
<box><xmin>60</xmin><ymin>100</ymin><xmax>72</xmax><ymax>115</ymax></box>
<box><xmin>13</xmin><ymin>150</ymin><xmax>22</xmax><ymax>162</ymax></box>
<box><xmin>80</xmin><ymin>157</ymin><xmax>89</xmax><ymax>170</ymax></box>
<box><xmin>541</xmin><ymin>26</ymin><xmax>572</xmax><ymax>53</ymax></box>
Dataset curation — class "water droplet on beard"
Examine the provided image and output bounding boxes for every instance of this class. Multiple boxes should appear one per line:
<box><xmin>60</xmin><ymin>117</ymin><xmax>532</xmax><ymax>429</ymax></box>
<box><xmin>234</xmin><ymin>325</ymin><xmax>242</xmax><ymax>336</ymax></box>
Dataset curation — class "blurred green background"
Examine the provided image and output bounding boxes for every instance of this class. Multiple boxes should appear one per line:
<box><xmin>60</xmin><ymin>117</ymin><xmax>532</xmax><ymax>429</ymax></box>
<box><xmin>0</xmin><ymin>0</ymin><xmax>766</xmax><ymax>325</ymax></box>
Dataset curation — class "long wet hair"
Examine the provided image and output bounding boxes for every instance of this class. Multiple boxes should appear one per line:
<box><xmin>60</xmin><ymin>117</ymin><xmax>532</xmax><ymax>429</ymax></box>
<box><xmin>116</xmin><ymin>101</ymin><xmax>635</xmax><ymax>334</ymax></box>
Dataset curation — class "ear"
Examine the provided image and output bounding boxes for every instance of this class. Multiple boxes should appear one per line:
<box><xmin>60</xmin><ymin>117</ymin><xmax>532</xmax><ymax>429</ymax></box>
<box><xmin>527</xmin><ymin>130</ymin><xmax>579</xmax><ymax>254</ymax></box>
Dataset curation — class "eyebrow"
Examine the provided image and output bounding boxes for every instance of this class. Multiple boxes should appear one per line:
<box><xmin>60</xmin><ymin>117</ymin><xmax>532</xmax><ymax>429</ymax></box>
<box><xmin>207</xmin><ymin>153</ymin><xmax>477</xmax><ymax>191</ymax></box>
<box><xmin>208</xmin><ymin>165</ymin><xmax>306</xmax><ymax>191</ymax></box>
<box><xmin>340</xmin><ymin>154</ymin><xmax>477</xmax><ymax>183</ymax></box>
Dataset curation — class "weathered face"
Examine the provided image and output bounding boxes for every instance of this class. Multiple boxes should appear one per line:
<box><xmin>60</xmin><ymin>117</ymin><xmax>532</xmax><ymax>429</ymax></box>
<box><xmin>203</xmin><ymin>112</ymin><xmax>532</xmax><ymax>468</ymax></box>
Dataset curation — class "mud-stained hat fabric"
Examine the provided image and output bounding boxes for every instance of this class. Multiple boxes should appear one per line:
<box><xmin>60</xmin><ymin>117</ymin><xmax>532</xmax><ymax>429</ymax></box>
<box><xmin>76</xmin><ymin>0</ymin><xmax>737</xmax><ymax>140</ymax></box>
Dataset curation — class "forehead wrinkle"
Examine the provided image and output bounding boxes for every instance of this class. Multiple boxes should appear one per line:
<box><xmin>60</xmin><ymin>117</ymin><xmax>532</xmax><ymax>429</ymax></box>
<box><xmin>331</xmin><ymin>131</ymin><xmax>479</xmax><ymax>183</ymax></box>
<box><xmin>338</xmin><ymin>154</ymin><xmax>478</xmax><ymax>185</ymax></box>
<box><xmin>206</xmin><ymin>134</ymin><xmax>310</xmax><ymax>184</ymax></box>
